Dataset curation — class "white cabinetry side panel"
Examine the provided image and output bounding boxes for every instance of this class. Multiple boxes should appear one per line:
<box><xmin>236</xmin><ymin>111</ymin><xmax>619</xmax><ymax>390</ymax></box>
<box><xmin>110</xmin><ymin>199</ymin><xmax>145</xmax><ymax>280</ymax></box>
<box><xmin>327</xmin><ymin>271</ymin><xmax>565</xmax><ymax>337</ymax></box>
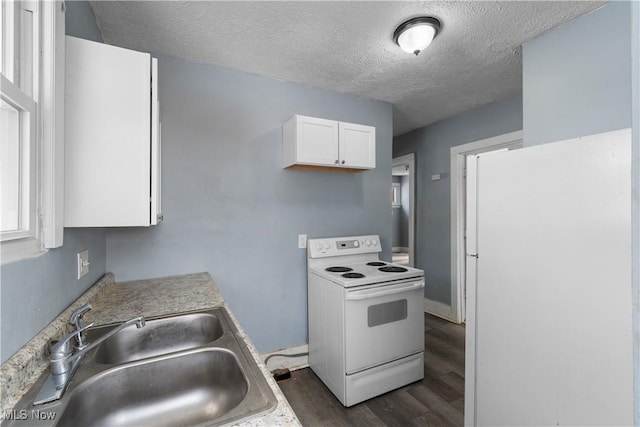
<box><xmin>308</xmin><ymin>274</ymin><xmax>346</xmax><ymax>402</ymax></box>
<box><xmin>469</xmin><ymin>129</ymin><xmax>633</xmax><ymax>426</ymax></box>
<box><xmin>65</xmin><ymin>36</ymin><xmax>151</xmax><ymax>227</ymax></box>
<box><xmin>150</xmin><ymin>57</ymin><xmax>161</xmax><ymax>225</ymax></box>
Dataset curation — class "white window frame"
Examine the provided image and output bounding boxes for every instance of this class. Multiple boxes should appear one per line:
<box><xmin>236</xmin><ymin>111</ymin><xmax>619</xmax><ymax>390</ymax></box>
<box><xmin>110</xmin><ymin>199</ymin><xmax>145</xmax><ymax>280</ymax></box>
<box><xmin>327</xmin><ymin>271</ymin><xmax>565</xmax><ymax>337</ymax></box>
<box><xmin>1</xmin><ymin>74</ymin><xmax>37</xmax><ymax>242</ymax></box>
<box><xmin>1</xmin><ymin>0</ymin><xmax>65</xmax><ymax>264</ymax></box>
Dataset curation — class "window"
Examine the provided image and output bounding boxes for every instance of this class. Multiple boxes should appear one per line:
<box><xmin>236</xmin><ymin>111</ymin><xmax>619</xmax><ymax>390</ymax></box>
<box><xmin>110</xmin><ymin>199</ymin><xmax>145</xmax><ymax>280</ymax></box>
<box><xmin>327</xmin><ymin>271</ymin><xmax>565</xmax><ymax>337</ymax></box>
<box><xmin>1</xmin><ymin>78</ymin><xmax>37</xmax><ymax>242</ymax></box>
<box><xmin>1</xmin><ymin>0</ymin><xmax>64</xmax><ymax>264</ymax></box>
<box><xmin>391</xmin><ymin>182</ymin><xmax>401</xmax><ymax>207</ymax></box>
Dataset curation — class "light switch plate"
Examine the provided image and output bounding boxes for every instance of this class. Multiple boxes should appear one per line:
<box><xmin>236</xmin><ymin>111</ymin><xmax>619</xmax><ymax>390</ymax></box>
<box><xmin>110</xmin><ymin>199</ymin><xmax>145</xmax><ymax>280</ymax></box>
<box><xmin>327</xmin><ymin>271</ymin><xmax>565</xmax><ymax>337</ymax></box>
<box><xmin>77</xmin><ymin>250</ymin><xmax>89</xmax><ymax>280</ymax></box>
<box><xmin>298</xmin><ymin>234</ymin><xmax>307</xmax><ymax>249</ymax></box>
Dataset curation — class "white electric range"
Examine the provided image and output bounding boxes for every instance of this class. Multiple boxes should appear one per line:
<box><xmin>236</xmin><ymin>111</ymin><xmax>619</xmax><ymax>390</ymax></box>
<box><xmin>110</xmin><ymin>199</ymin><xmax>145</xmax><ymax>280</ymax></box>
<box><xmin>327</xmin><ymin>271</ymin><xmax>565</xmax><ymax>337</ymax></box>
<box><xmin>307</xmin><ymin>235</ymin><xmax>425</xmax><ymax>407</ymax></box>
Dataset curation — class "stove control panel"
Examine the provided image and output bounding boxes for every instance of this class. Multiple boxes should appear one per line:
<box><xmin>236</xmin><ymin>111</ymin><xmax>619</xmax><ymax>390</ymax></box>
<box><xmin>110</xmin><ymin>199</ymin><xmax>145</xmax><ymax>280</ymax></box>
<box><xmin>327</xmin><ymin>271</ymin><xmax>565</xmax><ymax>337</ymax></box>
<box><xmin>337</xmin><ymin>240</ymin><xmax>359</xmax><ymax>250</ymax></box>
<box><xmin>308</xmin><ymin>235</ymin><xmax>381</xmax><ymax>258</ymax></box>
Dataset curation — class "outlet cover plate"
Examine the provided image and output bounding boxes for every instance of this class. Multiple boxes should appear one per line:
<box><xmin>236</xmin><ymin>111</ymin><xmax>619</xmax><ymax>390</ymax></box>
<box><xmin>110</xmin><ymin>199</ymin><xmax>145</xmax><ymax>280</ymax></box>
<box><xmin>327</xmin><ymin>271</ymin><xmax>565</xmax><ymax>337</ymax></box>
<box><xmin>298</xmin><ymin>234</ymin><xmax>307</xmax><ymax>249</ymax></box>
<box><xmin>77</xmin><ymin>250</ymin><xmax>89</xmax><ymax>280</ymax></box>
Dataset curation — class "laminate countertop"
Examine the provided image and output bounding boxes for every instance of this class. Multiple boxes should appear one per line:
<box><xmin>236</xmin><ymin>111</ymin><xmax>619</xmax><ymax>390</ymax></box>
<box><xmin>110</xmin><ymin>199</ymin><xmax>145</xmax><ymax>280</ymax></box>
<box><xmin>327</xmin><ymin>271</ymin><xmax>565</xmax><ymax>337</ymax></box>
<box><xmin>0</xmin><ymin>272</ymin><xmax>301</xmax><ymax>426</ymax></box>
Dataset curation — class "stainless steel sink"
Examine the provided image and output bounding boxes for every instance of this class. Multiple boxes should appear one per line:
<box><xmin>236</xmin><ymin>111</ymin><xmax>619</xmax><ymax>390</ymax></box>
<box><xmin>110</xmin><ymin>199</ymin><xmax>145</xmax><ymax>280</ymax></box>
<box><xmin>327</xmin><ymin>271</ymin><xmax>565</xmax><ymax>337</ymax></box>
<box><xmin>56</xmin><ymin>348</ymin><xmax>248</xmax><ymax>427</ymax></box>
<box><xmin>92</xmin><ymin>312</ymin><xmax>224</xmax><ymax>364</ymax></box>
<box><xmin>3</xmin><ymin>308</ymin><xmax>277</xmax><ymax>427</ymax></box>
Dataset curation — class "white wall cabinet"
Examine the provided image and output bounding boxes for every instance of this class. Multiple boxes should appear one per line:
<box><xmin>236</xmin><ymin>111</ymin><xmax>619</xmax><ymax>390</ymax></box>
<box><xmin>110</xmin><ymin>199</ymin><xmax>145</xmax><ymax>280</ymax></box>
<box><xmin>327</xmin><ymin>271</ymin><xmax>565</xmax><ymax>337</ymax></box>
<box><xmin>283</xmin><ymin>115</ymin><xmax>375</xmax><ymax>171</ymax></box>
<box><xmin>64</xmin><ymin>36</ymin><xmax>161</xmax><ymax>227</ymax></box>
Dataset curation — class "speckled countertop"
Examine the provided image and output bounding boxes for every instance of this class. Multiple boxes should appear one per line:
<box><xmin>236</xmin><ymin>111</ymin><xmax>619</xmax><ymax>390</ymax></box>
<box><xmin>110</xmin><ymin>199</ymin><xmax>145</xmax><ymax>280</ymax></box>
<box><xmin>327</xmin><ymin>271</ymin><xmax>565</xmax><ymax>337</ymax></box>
<box><xmin>0</xmin><ymin>272</ymin><xmax>301</xmax><ymax>426</ymax></box>
<box><xmin>83</xmin><ymin>273</ymin><xmax>226</xmax><ymax>326</ymax></box>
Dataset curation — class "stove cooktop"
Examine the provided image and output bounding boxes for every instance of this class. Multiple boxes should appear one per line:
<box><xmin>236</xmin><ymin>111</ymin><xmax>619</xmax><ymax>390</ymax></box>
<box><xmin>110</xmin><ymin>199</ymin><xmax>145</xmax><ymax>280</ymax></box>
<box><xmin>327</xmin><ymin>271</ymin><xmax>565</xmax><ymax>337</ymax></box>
<box><xmin>312</xmin><ymin>261</ymin><xmax>423</xmax><ymax>287</ymax></box>
<box><xmin>307</xmin><ymin>235</ymin><xmax>424</xmax><ymax>287</ymax></box>
<box><xmin>323</xmin><ymin>263</ymin><xmax>409</xmax><ymax>276</ymax></box>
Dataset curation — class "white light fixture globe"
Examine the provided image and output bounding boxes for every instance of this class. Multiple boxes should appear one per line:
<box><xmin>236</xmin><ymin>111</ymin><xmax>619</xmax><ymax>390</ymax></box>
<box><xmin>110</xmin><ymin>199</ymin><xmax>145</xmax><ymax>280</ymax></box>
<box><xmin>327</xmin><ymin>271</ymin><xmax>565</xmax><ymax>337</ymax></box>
<box><xmin>394</xmin><ymin>17</ymin><xmax>441</xmax><ymax>56</ymax></box>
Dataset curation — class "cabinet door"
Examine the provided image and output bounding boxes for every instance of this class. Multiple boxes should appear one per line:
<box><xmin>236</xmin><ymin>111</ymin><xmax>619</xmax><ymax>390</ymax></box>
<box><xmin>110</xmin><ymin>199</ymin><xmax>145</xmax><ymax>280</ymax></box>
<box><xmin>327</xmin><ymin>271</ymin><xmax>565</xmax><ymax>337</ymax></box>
<box><xmin>296</xmin><ymin>116</ymin><xmax>339</xmax><ymax>166</ymax></box>
<box><xmin>65</xmin><ymin>36</ymin><xmax>152</xmax><ymax>227</ymax></box>
<box><xmin>339</xmin><ymin>122</ymin><xmax>376</xmax><ymax>169</ymax></box>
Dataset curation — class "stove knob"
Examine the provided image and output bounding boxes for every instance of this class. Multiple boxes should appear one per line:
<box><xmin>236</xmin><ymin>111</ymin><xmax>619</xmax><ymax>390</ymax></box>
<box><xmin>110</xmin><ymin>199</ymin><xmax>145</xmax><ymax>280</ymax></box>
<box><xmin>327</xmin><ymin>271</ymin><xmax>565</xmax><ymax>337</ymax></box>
<box><xmin>354</xmin><ymin>241</ymin><xmax>359</xmax><ymax>247</ymax></box>
<box><xmin>365</xmin><ymin>239</ymin><xmax>371</xmax><ymax>246</ymax></box>
<box><xmin>372</xmin><ymin>239</ymin><xmax>378</xmax><ymax>246</ymax></box>
<box><xmin>323</xmin><ymin>243</ymin><xmax>330</xmax><ymax>250</ymax></box>
<box><xmin>316</xmin><ymin>243</ymin><xmax>322</xmax><ymax>250</ymax></box>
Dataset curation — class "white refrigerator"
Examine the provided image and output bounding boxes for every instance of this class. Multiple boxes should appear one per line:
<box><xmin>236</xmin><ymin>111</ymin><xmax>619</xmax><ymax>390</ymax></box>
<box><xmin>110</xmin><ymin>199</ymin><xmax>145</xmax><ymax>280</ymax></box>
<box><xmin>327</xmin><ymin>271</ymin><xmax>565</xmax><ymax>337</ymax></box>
<box><xmin>464</xmin><ymin>129</ymin><xmax>633</xmax><ymax>426</ymax></box>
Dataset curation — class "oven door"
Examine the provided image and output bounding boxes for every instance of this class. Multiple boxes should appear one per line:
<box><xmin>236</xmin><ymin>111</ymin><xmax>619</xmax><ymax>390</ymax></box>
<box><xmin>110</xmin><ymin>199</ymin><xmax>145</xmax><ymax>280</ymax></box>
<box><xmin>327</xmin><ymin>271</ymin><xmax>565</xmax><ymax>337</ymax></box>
<box><xmin>344</xmin><ymin>278</ymin><xmax>425</xmax><ymax>374</ymax></box>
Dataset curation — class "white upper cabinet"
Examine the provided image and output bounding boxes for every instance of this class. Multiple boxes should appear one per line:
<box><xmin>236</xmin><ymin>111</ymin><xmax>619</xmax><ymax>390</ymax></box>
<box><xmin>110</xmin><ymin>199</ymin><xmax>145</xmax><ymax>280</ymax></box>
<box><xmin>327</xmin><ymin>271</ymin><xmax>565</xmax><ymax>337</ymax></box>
<box><xmin>64</xmin><ymin>36</ymin><xmax>161</xmax><ymax>227</ymax></box>
<box><xmin>283</xmin><ymin>115</ymin><xmax>375</xmax><ymax>171</ymax></box>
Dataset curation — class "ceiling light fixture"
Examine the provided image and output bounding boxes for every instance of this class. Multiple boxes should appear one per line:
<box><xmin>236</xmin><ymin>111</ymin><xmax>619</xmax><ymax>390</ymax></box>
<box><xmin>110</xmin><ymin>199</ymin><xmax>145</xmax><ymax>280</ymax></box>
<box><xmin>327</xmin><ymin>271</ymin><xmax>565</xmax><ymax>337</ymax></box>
<box><xmin>393</xmin><ymin>17</ymin><xmax>441</xmax><ymax>56</ymax></box>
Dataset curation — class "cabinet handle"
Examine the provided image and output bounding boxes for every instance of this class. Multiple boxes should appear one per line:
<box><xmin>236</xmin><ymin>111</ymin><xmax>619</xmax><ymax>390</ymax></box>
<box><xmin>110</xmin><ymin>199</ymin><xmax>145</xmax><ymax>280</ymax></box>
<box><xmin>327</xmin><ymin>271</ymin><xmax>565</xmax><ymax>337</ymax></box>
<box><xmin>341</xmin><ymin>160</ymin><xmax>345</xmax><ymax>164</ymax></box>
<box><xmin>335</xmin><ymin>160</ymin><xmax>339</xmax><ymax>164</ymax></box>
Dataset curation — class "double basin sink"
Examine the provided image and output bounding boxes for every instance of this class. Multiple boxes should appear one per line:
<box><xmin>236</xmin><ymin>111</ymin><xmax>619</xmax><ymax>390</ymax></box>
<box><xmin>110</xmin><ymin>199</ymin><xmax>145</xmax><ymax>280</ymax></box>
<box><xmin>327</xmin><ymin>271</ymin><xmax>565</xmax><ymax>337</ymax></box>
<box><xmin>5</xmin><ymin>308</ymin><xmax>277</xmax><ymax>426</ymax></box>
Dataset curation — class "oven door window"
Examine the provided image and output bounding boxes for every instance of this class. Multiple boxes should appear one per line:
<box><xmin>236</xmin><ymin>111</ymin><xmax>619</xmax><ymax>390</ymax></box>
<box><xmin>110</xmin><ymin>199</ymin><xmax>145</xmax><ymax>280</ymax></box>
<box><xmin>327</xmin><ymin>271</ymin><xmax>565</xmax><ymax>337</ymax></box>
<box><xmin>368</xmin><ymin>299</ymin><xmax>407</xmax><ymax>327</ymax></box>
<box><xmin>344</xmin><ymin>280</ymin><xmax>424</xmax><ymax>374</ymax></box>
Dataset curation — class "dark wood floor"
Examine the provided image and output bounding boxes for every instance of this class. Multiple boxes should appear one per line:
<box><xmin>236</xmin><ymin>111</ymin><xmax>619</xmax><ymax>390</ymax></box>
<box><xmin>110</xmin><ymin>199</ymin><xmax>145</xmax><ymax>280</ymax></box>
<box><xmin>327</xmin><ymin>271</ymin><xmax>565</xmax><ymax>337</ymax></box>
<box><xmin>278</xmin><ymin>314</ymin><xmax>465</xmax><ymax>426</ymax></box>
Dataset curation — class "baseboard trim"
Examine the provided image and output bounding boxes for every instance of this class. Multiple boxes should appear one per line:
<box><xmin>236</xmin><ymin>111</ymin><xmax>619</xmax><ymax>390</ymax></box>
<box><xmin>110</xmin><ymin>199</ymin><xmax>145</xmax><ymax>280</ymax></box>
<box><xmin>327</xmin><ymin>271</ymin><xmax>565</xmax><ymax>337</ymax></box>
<box><xmin>424</xmin><ymin>298</ymin><xmax>457</xmax><ymax>323</ymax></box>
<box><xmin>261</xmin><ymin>343</ymin><xmax>309</xmax><ymax>371</ymax></box>
<box><xmin>392</xmin><ymin>246</ymin><xmax>409</xmax><ymax>253</ymax></box>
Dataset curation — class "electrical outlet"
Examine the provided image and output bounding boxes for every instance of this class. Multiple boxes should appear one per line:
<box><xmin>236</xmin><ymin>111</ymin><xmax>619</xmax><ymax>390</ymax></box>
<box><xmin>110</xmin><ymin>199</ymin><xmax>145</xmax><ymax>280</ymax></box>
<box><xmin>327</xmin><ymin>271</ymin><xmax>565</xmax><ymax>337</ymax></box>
<box><xmin>298</xmin><ymin>234</ymin><xmax>307</xmax><ymax>249</ymax></box>
<box><xmin>77</xmin><ymin>250</ymin><xmax>90</xmax><ymax>280</ymax></box>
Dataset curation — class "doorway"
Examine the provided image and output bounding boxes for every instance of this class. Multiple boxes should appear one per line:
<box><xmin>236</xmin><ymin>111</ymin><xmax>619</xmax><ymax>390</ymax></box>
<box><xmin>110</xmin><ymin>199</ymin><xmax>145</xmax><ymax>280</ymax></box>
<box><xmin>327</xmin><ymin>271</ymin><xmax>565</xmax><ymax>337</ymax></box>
<box><xmin>449</xmin><ymin>131</ymin><xmax>523</xmax><ymax>323</ymax></box>
<box><xmin>391</xmin><ymin>153</ymin><xmax>415</xmax><ymax>267</ymax></box>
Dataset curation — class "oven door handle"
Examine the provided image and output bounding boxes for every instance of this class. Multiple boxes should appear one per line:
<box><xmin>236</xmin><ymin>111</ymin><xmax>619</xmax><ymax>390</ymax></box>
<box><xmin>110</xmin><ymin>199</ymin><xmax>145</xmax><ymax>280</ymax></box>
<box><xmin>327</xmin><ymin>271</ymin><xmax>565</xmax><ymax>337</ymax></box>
<box><xmin>345</xmin><ymin>281</ymin><xmax>424</xmax><ymax>301</ymax></box>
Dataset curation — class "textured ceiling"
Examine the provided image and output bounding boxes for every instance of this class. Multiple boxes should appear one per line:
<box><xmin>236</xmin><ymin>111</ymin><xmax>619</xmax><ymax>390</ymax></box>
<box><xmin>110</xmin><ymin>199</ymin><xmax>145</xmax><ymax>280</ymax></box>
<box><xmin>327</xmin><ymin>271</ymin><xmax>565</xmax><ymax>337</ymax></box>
<box><xmin>89</xmin><ymin>1</ymin><xmax>605</xmax><ymax>136</ymax></box>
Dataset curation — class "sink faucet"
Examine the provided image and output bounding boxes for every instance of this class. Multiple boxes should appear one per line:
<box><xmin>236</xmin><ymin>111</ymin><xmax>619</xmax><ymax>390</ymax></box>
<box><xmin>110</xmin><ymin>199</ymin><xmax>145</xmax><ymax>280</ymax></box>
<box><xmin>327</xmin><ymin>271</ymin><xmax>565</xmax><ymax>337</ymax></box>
<box><xmin>33</xmin><ymin>315</ymin><xmax>146</xmax><ymax>405</ymax></box>
<box><xmin>50</xmin><ymin>315</ymin><xmax>146</xmax><ymax>375</ymax></box>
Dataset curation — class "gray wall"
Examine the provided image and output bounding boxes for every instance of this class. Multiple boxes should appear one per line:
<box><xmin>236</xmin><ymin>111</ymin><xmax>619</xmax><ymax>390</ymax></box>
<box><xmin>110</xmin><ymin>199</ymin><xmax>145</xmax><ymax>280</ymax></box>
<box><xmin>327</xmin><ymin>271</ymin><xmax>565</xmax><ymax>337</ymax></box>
<box><xmin>105</xmin><ymin>55</ymin><xmax>393</xmax><ymax>353</ymax></box>
<box><xmin>0</xmin><ymin>230</ymin><xmax>106</xmax><ymax>362</ymax></box>
<box><xmin>0</xmin><ymin>0</ymin><xmax>106</xmax><ymax>364</ymax></box>
<box><xmin>65</xmin><ymin>0</ymin><xmax>103</xmax><ymax>43</ymax></box>
<box><xmin>523</xmin><ymin>2</ymin><xmax>632</xmax><ymax>146</ymax></box>
<box><xmin>393</xmin><ymin>94</ymin><xmax>523</xmax><ymax>305</ymax></box>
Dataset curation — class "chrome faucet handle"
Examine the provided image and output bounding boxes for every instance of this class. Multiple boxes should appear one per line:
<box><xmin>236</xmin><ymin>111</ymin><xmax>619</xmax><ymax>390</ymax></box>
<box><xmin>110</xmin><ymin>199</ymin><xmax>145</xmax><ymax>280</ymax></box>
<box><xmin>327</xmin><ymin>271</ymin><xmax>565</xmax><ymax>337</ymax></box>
<box><xmin>50</xmin><ymin>322</ymin><xmax>95</xmax><ymax>374</ymax></box>
<box><xmin>69</xmin><ymin>303</ymin><xmax>92</xmax><ymax>349</ymax></box>
<box><xmin>51</xmin><ymin>323</ymin><xmax>95</xmax><ymax>359</ymax></box>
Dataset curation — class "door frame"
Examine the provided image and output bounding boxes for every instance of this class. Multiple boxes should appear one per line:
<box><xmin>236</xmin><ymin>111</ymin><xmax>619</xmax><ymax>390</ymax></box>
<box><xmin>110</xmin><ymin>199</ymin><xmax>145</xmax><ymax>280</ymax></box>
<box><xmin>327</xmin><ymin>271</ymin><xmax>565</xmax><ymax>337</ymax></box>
<box><xmin>449</xmin><ymin>131</ymin><xmax>523</xmax><ymax>323</ymax></box>
<box><xmin>392</xmin><ymin>153</ymin><xmax>415</xmax><ymax>267</ymax></box>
